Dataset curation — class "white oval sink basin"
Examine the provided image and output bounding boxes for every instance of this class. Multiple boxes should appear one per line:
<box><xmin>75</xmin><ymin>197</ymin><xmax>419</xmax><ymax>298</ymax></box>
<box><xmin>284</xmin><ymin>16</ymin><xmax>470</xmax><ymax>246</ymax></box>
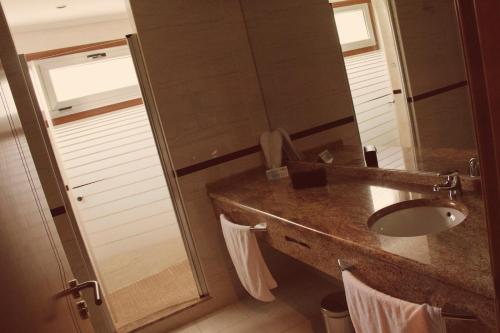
<box><xmin>368</xmin><ymin>199</ymin><xmax>468</xmax><ymax>237</ymax></box>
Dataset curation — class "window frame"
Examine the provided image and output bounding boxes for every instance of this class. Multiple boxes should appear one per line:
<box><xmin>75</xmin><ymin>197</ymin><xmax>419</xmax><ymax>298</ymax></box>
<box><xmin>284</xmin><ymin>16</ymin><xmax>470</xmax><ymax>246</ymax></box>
<box><xmin>34</xmin><ymin>45</ymin><xmax>141</xmax><ymax>118</ymax></box>
<box><xmin>332</xmin><ymin>0</ymin><xmax>379</xmax><ymax>57</ymax></box>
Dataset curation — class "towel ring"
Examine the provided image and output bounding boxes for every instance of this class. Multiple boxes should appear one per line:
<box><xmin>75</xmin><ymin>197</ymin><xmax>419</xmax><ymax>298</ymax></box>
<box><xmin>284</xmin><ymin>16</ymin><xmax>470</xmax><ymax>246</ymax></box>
<box><xmin>337</xmin><ymin>259</ymin><xmax>477</xmax><ymax>322</ymax></box>
<box><xmin>338</xmin><ymin>259</ymin><xmax>354</xmax><ymax>272</ymax></box>
<box><xmin>250</xmin><ymin>223</ymin><xmax>267</xmax><ymax>232</ymax></box>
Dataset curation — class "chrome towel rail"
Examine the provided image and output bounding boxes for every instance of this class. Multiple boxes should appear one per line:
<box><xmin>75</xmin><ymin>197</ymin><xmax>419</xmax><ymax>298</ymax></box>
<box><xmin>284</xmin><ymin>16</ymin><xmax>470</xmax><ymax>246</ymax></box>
<box><xmin>337</xmin><ymin>259</ymin><xmax>477</xmax><ymax>322</ymax></box>
<box><xmin>250</xmin><ymin>223</ymin><xmax>267</xmax><ymax>232</ymax></box>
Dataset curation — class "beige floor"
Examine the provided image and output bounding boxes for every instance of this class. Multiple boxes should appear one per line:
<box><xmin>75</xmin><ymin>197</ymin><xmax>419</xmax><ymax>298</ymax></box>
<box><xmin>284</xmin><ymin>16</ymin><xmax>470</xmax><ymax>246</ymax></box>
<box><xmin>109</xmin><ymin>260</ymin><xmax>200</xmax><ymax>331</ymax></box>
<box><xmin>172</xmin><ymin>269</ymin><xmax>342</xmax><ymax>333</ymax></box>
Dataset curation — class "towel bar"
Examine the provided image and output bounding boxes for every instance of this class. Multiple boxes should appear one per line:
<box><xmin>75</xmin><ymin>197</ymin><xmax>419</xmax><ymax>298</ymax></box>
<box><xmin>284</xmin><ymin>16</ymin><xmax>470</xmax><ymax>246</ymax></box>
<box><xmin>250</xmin><ymin>223</ymin><xmax>267</xmax><ymax>232</ymax></box>
<box><xmin>337</xmin><ymin>259</ymin><xmax>477</xmax><ymax>322</ymax></box>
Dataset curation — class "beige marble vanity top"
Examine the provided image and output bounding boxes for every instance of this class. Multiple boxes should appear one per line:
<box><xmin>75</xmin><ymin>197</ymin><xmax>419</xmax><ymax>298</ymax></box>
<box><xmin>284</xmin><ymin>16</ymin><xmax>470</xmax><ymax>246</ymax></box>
<box><xmin>207</xmin><ymin>166</ymin><xmax>493</xmax><ymax>299</ymax></box>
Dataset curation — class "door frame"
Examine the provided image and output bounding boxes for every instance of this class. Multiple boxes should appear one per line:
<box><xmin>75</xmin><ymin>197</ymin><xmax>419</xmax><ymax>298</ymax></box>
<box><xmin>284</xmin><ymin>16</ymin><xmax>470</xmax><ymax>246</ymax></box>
<box><xmin>0</xmin><ymin>4</ymin><xmax>115</xmax><ymax>332</ymax></box>
<box><xmin>0</xmin><ymin>62</ymin><xmax>94</xmax><ymax>333</ymax></box>
<box><xmin>455</xmin><ymin>0</ymin><xmax>500</xmax><ymax>327</ymax></box>
<box><xmin>384</xmin><ymin>0</ymin><xmax>426</xmax><ymax>160</ymax></box>
<box><xmin>127</xmin><ymin>34</ymin><xmax>208</xmax><ymax>297</ymax></box>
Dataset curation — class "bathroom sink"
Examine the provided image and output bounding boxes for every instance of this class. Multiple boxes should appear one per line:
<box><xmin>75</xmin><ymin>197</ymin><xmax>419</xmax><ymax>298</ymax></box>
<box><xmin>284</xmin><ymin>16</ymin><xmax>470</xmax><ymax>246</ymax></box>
<box><xmin>368</xmin><ymin>199</ymin><xmax>468</xmax><ymax>237</ymax></box>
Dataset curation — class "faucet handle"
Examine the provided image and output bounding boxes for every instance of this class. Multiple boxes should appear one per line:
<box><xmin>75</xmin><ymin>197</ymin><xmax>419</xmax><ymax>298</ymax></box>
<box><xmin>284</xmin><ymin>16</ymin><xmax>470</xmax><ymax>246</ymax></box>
<box><xmin>433</xmin><ymin>170</ymin><xmax>462</xmax><ymax>198</ymax></box>
<box><xmin>469</xmin><ymin>158</ymin><xmax>480</xmax><ymax>177</ymax></box>
<box><xmin>437</xmin><ymin>170</ymin><xmax>460</xmax><ymax>183</ymax></box>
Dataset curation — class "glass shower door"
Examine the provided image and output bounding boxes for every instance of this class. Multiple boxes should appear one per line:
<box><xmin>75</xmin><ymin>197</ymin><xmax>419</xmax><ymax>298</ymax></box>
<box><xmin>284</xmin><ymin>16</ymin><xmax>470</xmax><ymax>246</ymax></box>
<box><xmin>23</xmin><ymin>40</ymin><xmax>207</xmax><ymax>332</ymax></box>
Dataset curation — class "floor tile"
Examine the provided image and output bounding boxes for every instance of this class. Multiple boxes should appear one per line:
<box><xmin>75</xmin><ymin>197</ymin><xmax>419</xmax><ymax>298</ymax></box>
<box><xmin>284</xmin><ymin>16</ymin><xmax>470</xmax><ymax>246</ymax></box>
<box><xmin>171</xmin><ymin>324</ymin><xmax>202</xmax><ymax>333</ymax></box>
<box><xmin>195</xmin><ymin>303</ymin><xmax>251</xmax><ymax>332</ymax></box>
<box><xmin>172</xmin><ymin>268</ymin><xmax>341</xmax><ymax>332</ymax></box>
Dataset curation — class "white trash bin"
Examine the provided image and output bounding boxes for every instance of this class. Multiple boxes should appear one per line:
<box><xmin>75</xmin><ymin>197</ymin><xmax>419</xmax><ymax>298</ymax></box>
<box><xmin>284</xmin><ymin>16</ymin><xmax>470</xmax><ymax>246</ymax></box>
<box><xmin>320</xmin><ymin>291</ymin><xmax>355</xmax><ymax>333</ymax></box>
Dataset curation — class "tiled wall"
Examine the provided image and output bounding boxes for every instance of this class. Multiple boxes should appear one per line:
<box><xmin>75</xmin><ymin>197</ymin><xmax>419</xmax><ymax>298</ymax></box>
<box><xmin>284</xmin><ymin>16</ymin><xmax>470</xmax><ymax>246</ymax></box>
<box><xmin>130</xmin><ymin>0</ymin><xmax>269</xmax><ymax>170</ymax></box>
<box><xmin>129</xmin><ymin>0</ymin><xmax>269</xmax><ymax>329</ymax></box>
<box><xmin>412</xmin><ymin>87</ymin><xmax>473</xmax><ymax>149</ymax></box>
<box><xmin>240</xmin><ymin>0</ymin><xmax>361</xmax><ymax>151</ymax></box>
<box><xmin>392</xmin><ymin>0</ymin><xmax>476</xmax><ymax>149</ymax></box>
<box><xmin>129</xmin><ymin>0</ymin><xmax>361</xmax><ymax>330</ymax></box>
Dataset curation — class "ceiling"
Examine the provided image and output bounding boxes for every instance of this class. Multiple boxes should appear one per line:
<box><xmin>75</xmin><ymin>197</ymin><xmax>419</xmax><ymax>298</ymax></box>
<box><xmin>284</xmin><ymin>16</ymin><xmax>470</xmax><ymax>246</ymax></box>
<box><xmin>1</xmin><ymin>0</ymin><xmax>129</xmax><ymax>32</ymax></box>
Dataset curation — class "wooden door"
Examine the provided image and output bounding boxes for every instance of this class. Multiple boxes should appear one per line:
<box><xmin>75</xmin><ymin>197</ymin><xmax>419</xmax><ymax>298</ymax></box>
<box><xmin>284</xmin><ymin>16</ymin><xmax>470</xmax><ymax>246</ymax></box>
<box><xmin>0</xmin><ymin>4</ymin><xmax>114</xmax><ymax>332</ymax></box>
<box><xmin>0</xmin><ymin>64</ymin><xmax>95</xmax><ymax>333</ymax></box>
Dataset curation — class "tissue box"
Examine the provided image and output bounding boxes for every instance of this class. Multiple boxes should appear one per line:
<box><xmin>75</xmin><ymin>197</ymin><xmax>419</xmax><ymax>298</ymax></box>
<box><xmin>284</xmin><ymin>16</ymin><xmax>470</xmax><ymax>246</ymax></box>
<box><xmin>290</xmin><ymin>167</ymin><xmax>327</xmax><ymax>189</ymax></box>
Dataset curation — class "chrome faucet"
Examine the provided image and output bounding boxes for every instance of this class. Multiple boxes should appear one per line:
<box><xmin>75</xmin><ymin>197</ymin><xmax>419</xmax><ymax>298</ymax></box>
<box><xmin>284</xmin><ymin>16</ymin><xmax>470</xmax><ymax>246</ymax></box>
<box><xmin>433</xmin><ymin>171</ymin><xmax>462</xmax><ymax>199</ymax></box>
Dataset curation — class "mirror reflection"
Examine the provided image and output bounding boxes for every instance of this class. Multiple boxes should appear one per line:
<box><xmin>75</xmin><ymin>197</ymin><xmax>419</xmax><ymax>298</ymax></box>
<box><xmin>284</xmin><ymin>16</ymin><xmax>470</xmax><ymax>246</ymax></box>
<box><xmin>241</xmin><ymin>0</ymin><xmax>477</xmax><ymax>175</ymax></box>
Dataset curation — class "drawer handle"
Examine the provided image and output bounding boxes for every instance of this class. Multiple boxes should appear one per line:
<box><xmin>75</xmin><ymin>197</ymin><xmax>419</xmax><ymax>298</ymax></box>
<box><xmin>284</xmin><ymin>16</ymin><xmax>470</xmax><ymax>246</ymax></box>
<box><xmin>285</xmin><ymin>235</ymin><xmax>311</xmax><ymax>249</ymax></box>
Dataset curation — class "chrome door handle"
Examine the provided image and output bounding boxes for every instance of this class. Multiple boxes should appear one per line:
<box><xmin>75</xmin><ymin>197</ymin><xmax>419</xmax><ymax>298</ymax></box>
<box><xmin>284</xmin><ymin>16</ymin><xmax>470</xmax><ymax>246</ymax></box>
<box><xmin>57</xmin><ymin>279</ymin><xmax>102</xmax><ymax>305</ymax></box>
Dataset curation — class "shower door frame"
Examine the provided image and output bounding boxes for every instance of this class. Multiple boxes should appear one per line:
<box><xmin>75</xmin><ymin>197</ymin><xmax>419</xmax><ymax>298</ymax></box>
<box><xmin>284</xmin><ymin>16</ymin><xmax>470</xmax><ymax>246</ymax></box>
<box><xmin>126</xmin><ymin>34</ymin><xmax>208</xmax><ymax>297</ymax></box>
<box><xmin>16</xmin><ymin>37</ymin><xmax>209</xmax><ymax>331</ymax></box>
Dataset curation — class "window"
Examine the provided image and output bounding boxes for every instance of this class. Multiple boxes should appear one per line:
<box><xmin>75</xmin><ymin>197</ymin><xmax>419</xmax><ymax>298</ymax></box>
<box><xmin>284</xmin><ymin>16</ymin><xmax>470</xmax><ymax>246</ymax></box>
<box><xmin>332</xmin><ymin>0</ymin><xmax>378</xmax><ymax>56</ymax></box>
<box><xmin>35</xmin><ymin>45</ymin><xmax>141</xmax><ymax>117</ymax></box>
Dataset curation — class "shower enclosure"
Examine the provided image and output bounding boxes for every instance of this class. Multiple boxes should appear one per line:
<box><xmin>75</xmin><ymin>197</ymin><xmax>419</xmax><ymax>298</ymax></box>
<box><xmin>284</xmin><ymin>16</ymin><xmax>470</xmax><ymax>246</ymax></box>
<box><xmin>20</xmin><ymin>35</ymin><xmax>207</xmax><ymax>332</ymax></box>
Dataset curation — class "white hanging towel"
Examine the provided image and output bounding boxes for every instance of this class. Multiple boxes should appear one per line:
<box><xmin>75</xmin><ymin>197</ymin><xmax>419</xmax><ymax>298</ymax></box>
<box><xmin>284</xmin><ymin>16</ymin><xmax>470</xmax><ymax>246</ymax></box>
<box><xmin>342</xmin><ymin>271</ymin><xmax>446</xmax><ymax>333</ymax></box>
<box><xmin>220</xmin><ymin>214</ymin><xmax>277</xmax><ymax>302</ymax></box>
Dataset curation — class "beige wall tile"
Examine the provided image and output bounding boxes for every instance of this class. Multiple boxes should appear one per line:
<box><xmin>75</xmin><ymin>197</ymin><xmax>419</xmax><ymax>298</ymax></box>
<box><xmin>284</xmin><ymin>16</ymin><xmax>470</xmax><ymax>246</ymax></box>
<box><xmin>130</xmin><ymin>0</ymin><xmax>269</xmax><ymax>170</ymax></box>
<box><xmin>293</xmin><ymin>122</ymin><xmax>361</xmax><ymax>153</ymax></box>
<box><xmin>393</xmin><ymin>0</ymin><xmax>466</xmax><ymax>95</ymax></box>
<box><xmin>392</xmin><ymin>0</ymin><xmax>476</xmax><ymax>152</ymax></box>
<box><xmin>129</xmin><ymin>0</ymin><xmax>272</xmax><ymax>327</ymax></box>
<box><xmin>241</xmin><ymin>0</ymin><xmax>359</xmax><ymax>142</ymax></box>
<box><xmin>412</xmin><ymin>87</ymin><xmax>475</xmax><ymax>149</ymax></box>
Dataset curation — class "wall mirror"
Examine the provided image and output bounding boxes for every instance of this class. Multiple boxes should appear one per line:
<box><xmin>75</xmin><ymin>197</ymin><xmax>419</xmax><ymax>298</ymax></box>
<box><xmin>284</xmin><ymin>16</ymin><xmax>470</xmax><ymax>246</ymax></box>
<box><xmin>240</xmin><ymin>0</ymin><xmax>477</xmax><ymax>176</ymax></box>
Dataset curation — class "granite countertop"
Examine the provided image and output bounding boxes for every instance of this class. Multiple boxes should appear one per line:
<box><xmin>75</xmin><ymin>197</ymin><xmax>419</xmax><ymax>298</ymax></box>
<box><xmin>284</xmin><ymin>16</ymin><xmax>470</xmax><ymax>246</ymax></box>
<box><xmin>208</xmin><ymin>167</ymin><xmax>493</xmax><ymax>299</ymax></box>
<box><xmin>303</xmin><ymin>142</ymin><xmax>478</xmax><ymax>175</ymax></box>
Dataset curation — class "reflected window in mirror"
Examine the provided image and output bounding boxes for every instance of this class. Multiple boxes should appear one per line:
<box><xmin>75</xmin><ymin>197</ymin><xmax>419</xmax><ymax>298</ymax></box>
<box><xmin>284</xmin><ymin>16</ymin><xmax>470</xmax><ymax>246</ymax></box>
<box><xmin>332</xmin><ymin>0</ymin><xmax>378</xmax><ymax>57</ymax></box>
<box><xmin>330</xmin><ymin>0</ymin><xmax>416</xmax><ymax>170</ymax></box>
